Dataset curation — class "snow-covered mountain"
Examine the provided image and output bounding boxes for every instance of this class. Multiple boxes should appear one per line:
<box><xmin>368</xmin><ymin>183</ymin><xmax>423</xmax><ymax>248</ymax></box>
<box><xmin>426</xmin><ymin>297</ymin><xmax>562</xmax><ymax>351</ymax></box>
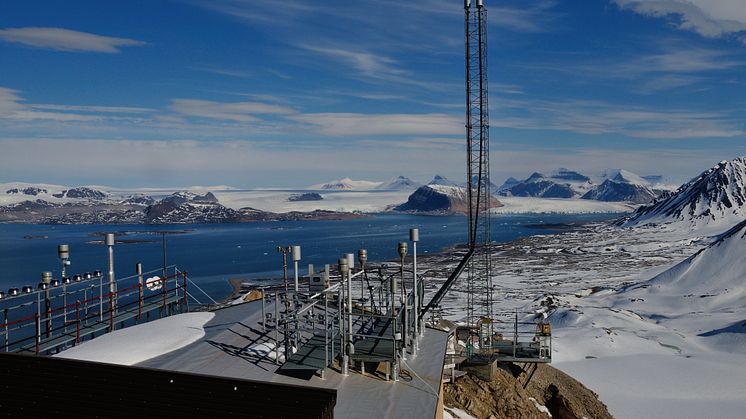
<box><xmin>375</xmin><ymin>176</ymin><xmax>420</xmax><ymax>191</ymax></box>
<box><xmin>582</xmin><ymin>169</ymin><xmax>656</xmax><ymax>204</ymax></box>
<box><xmin>620</xmin><ymin>218</ymin><xmax>746</xmax><ymax>314</ymax></box>
<box><xmin>499</xmin><ymin>168</ymin><xmax>667</xmax><ymax>204</ymax></box>
<box><xmin>313</xmin><ymin>178</ymin><xmax>383</xmax><ymax>190</ymax></box>
<box><xmin>497</xmin><ymin>177</ymin><xmax>520</xmax><ymax>193</ymax></box>
<box><xmin>393</xmin><ymin>184</ymin><xmax>502</xmax><ymax>215</ymax></box>
<box><xmin>428</xmin><ymin>174</ymin><xmax>461</xmax><ymax>187</ymax></box>
<box><xmin>500</xmin><ymin>171</ymin><xmax>584</xmax><ymax>198</ymax></box>
<box><xmin>624</xmin><ymin>157</ymin><xmax>746</xmax><ymax>229</ymax></box>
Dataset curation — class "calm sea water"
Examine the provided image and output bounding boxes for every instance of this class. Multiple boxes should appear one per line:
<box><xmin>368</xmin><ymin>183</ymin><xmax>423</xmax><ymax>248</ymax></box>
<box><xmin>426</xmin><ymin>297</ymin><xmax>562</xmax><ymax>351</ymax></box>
<box><xmin>0</xmin><ymin>213</ymin><xmax>617</xmax><ymax>300</ymax></box>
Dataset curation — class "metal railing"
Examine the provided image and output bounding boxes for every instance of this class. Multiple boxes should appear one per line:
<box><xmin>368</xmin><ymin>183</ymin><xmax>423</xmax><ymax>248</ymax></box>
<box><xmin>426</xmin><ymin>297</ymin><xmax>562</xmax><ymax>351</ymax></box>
<box><xmin>0</xmin><ymin>266</ymin><xmax>193</xmax><ymax>355</ymax></box>
<box><xmin>456</xmin><ymin>311</ymin><xmax>552</xmax><ymax>363</ymax></box>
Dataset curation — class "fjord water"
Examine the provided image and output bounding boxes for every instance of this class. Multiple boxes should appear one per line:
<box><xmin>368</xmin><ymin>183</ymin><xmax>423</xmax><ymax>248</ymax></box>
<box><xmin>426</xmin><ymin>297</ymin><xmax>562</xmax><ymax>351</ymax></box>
<box><xmin>0</xmin><ymin>213</ymin><xmax>617</xmax><ymax>301</ymax></box>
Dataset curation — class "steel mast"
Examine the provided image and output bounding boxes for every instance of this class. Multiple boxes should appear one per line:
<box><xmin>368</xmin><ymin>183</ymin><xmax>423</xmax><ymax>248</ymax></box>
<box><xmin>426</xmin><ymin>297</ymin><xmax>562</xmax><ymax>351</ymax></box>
<box><xmin>464</xmin><ymin>0</ymin><xmax>493</xmax><ymax>352</ymax></box>
<box><xmin>420</xmin><ymin>1</ymin><xmax>493</xmax><ymax>348</ymax></box>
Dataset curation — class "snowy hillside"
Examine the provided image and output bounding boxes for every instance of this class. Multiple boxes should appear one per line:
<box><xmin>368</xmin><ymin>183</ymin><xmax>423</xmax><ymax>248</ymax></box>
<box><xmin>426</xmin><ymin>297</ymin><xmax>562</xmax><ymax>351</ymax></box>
<box><xmin>312</xmin><ymin>178</ymin><xmax>383</xmax><ymax>190</ymax></box>
<box><xmin>549</xmin><ymin>218</ymin><xmax>746</xmax><ymax>418</ymax></box>
<box><xmin>429</xmin><ymin>175</ymin><xmax>461</xmax><ymax>187</ymax></box>
<box><xmin>500</xmin><ymin>172</ymin><xmax>580</xmax><ymax>198</ymax></box>
<box><xmin>581</xmin><ymin>170</ymin><xmax>656</xmax><ymax>204</ymax></box>
<box><xmin>624</xmin><ymin>157</ymin><xmax>746</xmax><ymax>230</ymax></box>
<box><xmin>393</xmin><ymin>184</ymin><xmax>503</xmax><ymax>214</ymax></box>
<box><xmin>375</xmin><ymin>176</ymin><xmax>420</xmax><ymax>191</ymax></box>
<box><xmin>619</xmin><ymin>218</ymin><xmax>746</xmax><ymax>319</ymax></box>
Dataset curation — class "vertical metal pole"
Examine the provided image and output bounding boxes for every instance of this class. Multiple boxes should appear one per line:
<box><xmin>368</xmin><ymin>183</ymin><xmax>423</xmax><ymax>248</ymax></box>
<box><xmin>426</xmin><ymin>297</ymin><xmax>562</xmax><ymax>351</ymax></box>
<box><xmin>403</xmin><ymin>292</ymin><xmax>409</xmax><ymax>355</ymax></box>
<box><xmin>162</xmin><ymin>232</ymin><xmax>167</xmax><ymax>280</ymax></box>
<box><xmin>346</xmin><ymin>269</ymin><xmax>352</xmax><ymax>357</ymax></box>
<box><xmin>106</xmin><ymin>233</ymin><xmax>116</xmax><ymax>314</ymax></box>
<box><xmin>75</xmin><ymin>301</ymin><xmax>80</xmax><ymax>344</ymax></box>
<box><xmin>182</xmin><ymin>272</ymin><xmax>188</xmax><ymax>311</ymax></box>
<box><xmin>136</xmin><ymin>263</ymin><xmax>143</xmax><ymax>320</ymax></box>
<box><xmin>274</xmin><ymin>292</ymin><xmax>280</xmax><ymax>364</ymax></box>
<box><xmin>292</xmin><ymin>246</ymin><xmax>301</xmax><ymax>293</ymax></box>
<box><xmin>3</xmin><ymin>309</ymin><xmax>8</xmax><ymax>352</ymax></box>
<box><xmin>109</xmin><ymin>292</ymin><xmax>114</xmax><ymax>332</ymax></box>
<box><xmin>162</xmin><ymin>270</ymin><xmax>168</xmax><ymax>317</ymax></box>
<box><xmin>59</xmin><ymin>244</ymin><xmax>69</xmax><ymax>333</ymax></box>
<box><xmin>45</xmin><ymin>288</ymin><xmax>51</xmax><ymax>339</ymax></box>
<box><xmin>261</xmin><ymin>289</ymin><xmax>266</xmax><ymax>333</ymax></box>
<box><xmin>63</xmin><ymin>282</ymin><xmax>68</xmax><ymax>334</ymax></box>
<box><xmin>99</xmin><ymin>274</ymin><xmax>103</xmax><ymax>322</ymax></box>
<box><xmin>35</xmin><ymin>313</ymin><xmax>40</xmax><ymax>355</ymax></box>
<box><xmin>514</xmin><ymin>310</ymin><xmax>518</xmax><ymax>359</ymax></box>
<box><xmin>324</xmin><ymin>292</ymin><xmax>329</xmax><ymax>372</ymax></box>
<box><xmin>338</xmin><ymin>258</ymin><xmax>348</xmax><ymax>376</ymax></box>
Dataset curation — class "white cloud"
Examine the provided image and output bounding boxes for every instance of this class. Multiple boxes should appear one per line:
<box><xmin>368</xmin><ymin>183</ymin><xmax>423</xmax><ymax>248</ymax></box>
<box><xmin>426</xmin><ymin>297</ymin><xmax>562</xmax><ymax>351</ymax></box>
<box><xmin>169</xmin><ymin>99</ymin><xmax>297</xmax><ymax>122</ymax></box>
<box><xmin>492</xmin><ymin>97</ymin><xmax>745</xmax><ymax>139</ymax></box>
<box><xmin>297</xmin><ymin>44</ymin><xmax>448</xmax><ymax>89</ymax></box>
<box><xmin>290</xmin><ymin>113</ymin><xmax>463</xmax><ymax>136</ymax></box>
<box><xmin>300</xmin><ymin>45</ymin><xmax>404</xmax><ymax>78</ymax></box>
<box><xmin>614</xmin><ymin>0</ymin><xmax>746</xmax><ymax>41</ymax></box>
<box><xmin>31</xmin><ymin>104</ymin><xmax>155</xmax><ymax>114</ymax></box>
<box><xmin>0</xmin><ymin>87</ymin><xmax>24</xmax><ymax>115</ymax></box>
<box><xmin>0</xmin><ymin>27</ymin><xmax>146</xmax><ymax>53</ymax></box>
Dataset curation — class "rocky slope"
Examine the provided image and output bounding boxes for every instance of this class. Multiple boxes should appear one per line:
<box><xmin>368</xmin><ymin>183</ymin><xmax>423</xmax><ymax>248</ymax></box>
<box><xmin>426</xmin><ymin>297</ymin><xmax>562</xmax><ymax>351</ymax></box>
<box><xmin>0</xmin><ymin>191</ymin><xmax>358</xmax><ymax>224</ymax></box>
<box><xmin>500</xmin><ymin>170</ymin><xmax>591</xmax><ymax>199</ymax></box>
<box><xmin>444</xmin><ymin>364</ymin><xmax>612</xmax><ymax>419</ymax></box>
<box><xmin>624</xmin><ymin>157</ymin><xmax>746</xmax><ymax>229</ymax></box>
<box><xmin>375</xmin><ymin>175</ymin><xmax>420</xmax><ymax>191</ymax></box>
<box><xmin>393</xmin><ymin>184</ymin><xmax>502</xmax><ymax>215</ymax></box>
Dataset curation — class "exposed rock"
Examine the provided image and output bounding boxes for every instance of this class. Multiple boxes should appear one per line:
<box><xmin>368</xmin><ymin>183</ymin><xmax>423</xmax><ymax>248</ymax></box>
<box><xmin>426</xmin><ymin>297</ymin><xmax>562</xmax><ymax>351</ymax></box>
<box><xmin>5</xmin><ymin>187</ymin><xmax>48</xmax><ymax>196</ymax></box>
<box><xmin>288</xmin><ymin>192</ymin><xmax>323</xmax><ymax>202</ymax></box>
<box><xmin>582</xmin><ymin>179</ymin><xmax>656</xmax><ymax>204</ymax></box>
<box><xmin>394</xmin><ymin>185</ymin><xmax>502</xmax><ymax>215</ymax></box>
<box><xmin>444</xmin><ymin>364</ymin><xmax>612</xmax><ymax>419</ymax></box>
<box><xmin>56</xmin><ymin>187</ymin><xmax>108</xmax><ymax>200</ymax></box>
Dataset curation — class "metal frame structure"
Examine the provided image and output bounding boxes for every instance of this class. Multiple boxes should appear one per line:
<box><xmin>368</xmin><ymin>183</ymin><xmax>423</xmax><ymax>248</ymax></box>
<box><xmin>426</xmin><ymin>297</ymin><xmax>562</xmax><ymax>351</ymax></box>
<box><xmin>464</xmin><ymin>0</ymin><xmax>494</xmax><ymax>350</ymax></box>
<box><xmin>274</xmin><ymin>231</ymin><xmax>425</xmax><ymax>382</ymax></box>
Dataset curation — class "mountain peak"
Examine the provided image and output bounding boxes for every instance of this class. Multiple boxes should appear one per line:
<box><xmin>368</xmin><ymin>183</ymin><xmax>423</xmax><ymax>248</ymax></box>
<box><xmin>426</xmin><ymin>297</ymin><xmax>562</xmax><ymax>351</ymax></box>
<box><xmin>625</xmin><ymin>157</ymin><xmax>746</xmax><ymax>229</ymax></box>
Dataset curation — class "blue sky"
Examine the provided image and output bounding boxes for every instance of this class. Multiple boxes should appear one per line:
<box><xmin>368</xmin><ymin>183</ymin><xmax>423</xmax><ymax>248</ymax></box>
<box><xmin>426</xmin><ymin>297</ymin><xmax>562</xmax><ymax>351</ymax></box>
<box><xmin>1</xmin><ymin>0</ymin><xmax>745</xmax><ymax>188</ymax></box>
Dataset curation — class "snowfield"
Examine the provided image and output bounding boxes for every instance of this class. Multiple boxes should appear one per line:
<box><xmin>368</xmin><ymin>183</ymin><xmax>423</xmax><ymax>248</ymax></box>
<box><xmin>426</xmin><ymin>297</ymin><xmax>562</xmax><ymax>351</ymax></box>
<box><xmin>415</xmin><ymin>211</ymin><xmax>746</xmax><ymax>419</ymax></box>
<box><xmin>54</xmin><ymin>312</ymin><xmax>214</xmax><ymax>365</ymax></box>
<box><xmin>493</xmin><ymin>196</ymin><xmax>634</xmax><ymax>214</ymax></box>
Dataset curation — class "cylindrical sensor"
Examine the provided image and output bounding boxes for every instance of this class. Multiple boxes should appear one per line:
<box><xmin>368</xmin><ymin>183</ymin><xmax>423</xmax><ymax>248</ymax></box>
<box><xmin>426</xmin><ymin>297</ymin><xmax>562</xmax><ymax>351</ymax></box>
<box><xmin>105</xmin><ymin>233</ymin><xmax>115</xmax><ymax>246</ymax></box>
<box><xmin>41</xmin><ymin>271</ymin><xmax>52</xmax><ymax>284</ymax></box>
<box><xmin>397</xmin><ymin>242</ymin><xmax>408</xmax><ymax>258</ymax></box>
<box><xmin>409</xmin><ymin>228</ymin><xmax>419</xmax><ymax>242</ymax></box>
<box><xmin>58</xmin><ymin>244</ymin><xmax>70</xmax><ymax>260</ymax></box>
<box><xmin>292</xmin><ymin>245</ymin><xmax>301</xmax><ymax>262</ymax></box>
<box><xmin>338</xmin><ymin>258</ymin><xmax>349</xmax><ymax>275</ymax></box>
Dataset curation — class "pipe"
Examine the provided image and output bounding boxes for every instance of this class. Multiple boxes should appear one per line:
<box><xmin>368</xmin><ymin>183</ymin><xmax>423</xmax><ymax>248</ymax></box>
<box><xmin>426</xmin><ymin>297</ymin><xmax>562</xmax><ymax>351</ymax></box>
<box><xmin>292</xmin><ymin>246</ymin><xmax>301</xmax><ymax>292</ymax></box>
<box><xmin>339</xmin><ymin>258</ymin><xmax>349</xmax><ymax>376</ymax></box>
<box><xmin>106</xmin><ymin>233</ymin><xmax>116</xmax><ymax>313</ymax></box>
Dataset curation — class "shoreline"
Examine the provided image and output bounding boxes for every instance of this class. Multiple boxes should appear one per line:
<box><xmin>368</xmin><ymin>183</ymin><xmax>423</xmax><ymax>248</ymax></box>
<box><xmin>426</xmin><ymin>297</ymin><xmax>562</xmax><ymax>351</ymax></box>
<box><xmin>219</xmin><ymin>218</ymin><xmax>611</xmax><ymax>304</ymax></box>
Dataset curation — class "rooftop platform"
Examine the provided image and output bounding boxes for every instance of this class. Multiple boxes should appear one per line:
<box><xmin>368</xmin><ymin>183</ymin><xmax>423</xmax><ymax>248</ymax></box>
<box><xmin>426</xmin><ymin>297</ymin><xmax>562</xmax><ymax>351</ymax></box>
<box><xmin>139</xmin><ymin>300</ymin><xmax>449</xmax><ymax>419</ymax></box>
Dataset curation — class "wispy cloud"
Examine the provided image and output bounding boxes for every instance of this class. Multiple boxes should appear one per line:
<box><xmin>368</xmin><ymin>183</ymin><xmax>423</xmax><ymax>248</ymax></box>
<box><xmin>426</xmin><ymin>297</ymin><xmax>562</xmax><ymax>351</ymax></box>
<box><xmin>518</xmin><ymin>40</ymin><xmax>745</xmax><ymax>92</ymax></box>
<box><xmin>289</xmin><ymin>113</ymin><xmax>462</xmax><ymax>137</ymax></box>
<box><xmin>493</xmin><ymin>97</ymin><xmax>744</xmax><ymax>139</ymax></box>
<box><xmin>169</xmin><ymin>99</ymin><xmax>297</xmax><ymax>122</ymax></box>
<box><xmin>30</xmin><ymin>104</ymin><xmax>155</xmax><ymax>114</ymax></box>
<box><xmin>0</xmin><ymin>27</ymin><xmax>146</xmax><ymax>53</ymax></box>
<box><xmin>491</xmin><ymin>0</ymin><xmax>560</xmax><ymax>33</ymax></box>
<box><xmin>614</xmin><ymin>0</ymin><xmax>746</xmax><ymax>42</ymax></box>
<box><xmin>300</xmin><ymin>45</ymin><xmax>405</xmax><ymax>79</ymax></box>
